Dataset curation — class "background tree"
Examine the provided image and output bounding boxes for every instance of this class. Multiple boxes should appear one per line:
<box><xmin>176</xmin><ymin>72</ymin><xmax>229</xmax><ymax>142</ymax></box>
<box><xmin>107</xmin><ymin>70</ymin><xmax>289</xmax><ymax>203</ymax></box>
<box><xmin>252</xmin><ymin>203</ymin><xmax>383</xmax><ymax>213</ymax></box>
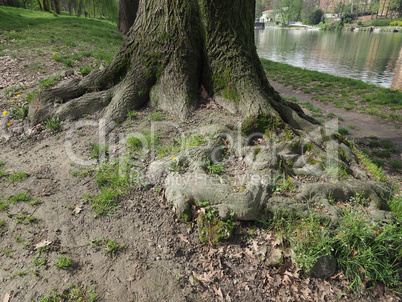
<box><xmin>306</xmin><ymin>8</ymin><xmax>323</xmax><ymax>24</ymax></box>
<box><xmin>255</xmin><ymin>0</ymin><xmax>273</xmax><ymax>17</ymax></box>
<box><xmin>52</xmin><ymin>0</ymin><xmax>60</xmax><ymax>14</ymax></box>
<box><xmin>117</xmin><ymin>0</ymin><xmax>138</xmax><ymax>34</ymax></box>
<box><xmin>274</xmin><ymin>0</ymin><xmax>303</xmax><ymax>24</ymax></box>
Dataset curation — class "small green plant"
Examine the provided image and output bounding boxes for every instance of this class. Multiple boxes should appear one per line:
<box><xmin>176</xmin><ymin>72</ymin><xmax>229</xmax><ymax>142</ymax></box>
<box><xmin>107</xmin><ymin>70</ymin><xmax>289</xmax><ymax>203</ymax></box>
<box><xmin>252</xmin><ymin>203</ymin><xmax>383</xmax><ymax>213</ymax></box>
<box><xmin>338</xmin><ymin>127</ymin><xmax>349</xmax><ymax>135</ymax></box>
<box><xmin>89</xmin><ymin>238</ymin><xmax>104</xmax><ymax>247</ymax></box>
<box><xmin>89</xmin><ymin>142</ymin><xmax>109</xmax><ymax>159</ymax></box>
<box><xmin>196</xmin><ymin>201</ymin><xmax>217</xmax><ymax>221</ymax></box>
<box><xmin>24</xmin><ymin>91</ymin><xmax>38</xmax><ymax>103</ymax></box>
<box><xmin>33</xmin><ymin>254</ymin><xmax>47</xmax><ymax>267</ymax></box>
<box><xmin>127</xmin><ymin>130</ymin><xmax>160</xmax><ymax>156</ymax></box>
<box><xmin>30</xmin><ymin>198</ymin><xmax>41</xmax><ymax>206</ymax></box>
<box><xmin>1</xmin><ymin>247</ymin><xmax>14</xmax><ymax>258</ymax></box>
<box><xmin>149</xmin><ymin>112</ymin><xmax>164</xmax><ymax>121</ymax></box>
<box><xmin>126</xmin><ymin>110</ymin><xmax>138</xmax><ymax>119</ymax></box>
<box><xmin>39</xmin><ymin>74</ymin><xmax>61</xmax><ymax>89</ymax></box>
<box><xmin>0</xmin><ymin>201</ymin><xmax>7</xmax><ymax>211</ymax></box>
<box><xmin>156</xmin><ymin>134</ymin><xmax>208</xmax><ymax>158</ymax></box>
<box><xmin>8</xmin><ymin>171</ymin><xmax>28</xmax><ymax>183</ymax></box>
<box><xmin>70</xmin><ymin>168</ymin><xmax>93</xmax><ymax>178</ymax></box>
<box><xmin>10</xmin><ymin>103</ymin><xmax>28</xmax><ymax>120</ymax></box>
<box><xmin>44</xmin><ymin>117</ymin><xmax>61</xmax><ymax>132</ymax></box>
<box><xmin>322</xmin><ymin>162</ymin><xmax>347</xmax><ymax>180</ymax></box>
<box><xmin>79</xmin><ymin>65</ymin><xmax>93</xmax><ymax>76</ymax></box>
<box><xmin>389</xmin><ymin>160</ymin><xmax>402</xmax><ymax>170</ymax></box>
<box><xmin>14</xmin><ymin>211</ymin><xmax>39</xmax><ymax>224</ymax></box>
<box><xmin>9</xmin><ymin>270</ymin><xmax>27</xmax><ymax>279</ymax></box>
<box><xmin>348</xmin><ymin>192</ymin><xmax>368</xmax><ymax>206</ymax></box>
<box><xmin>104</xmin><ymin>239</ymin><xmax>124</xmax><ymax>258</ymax></box>
<box><xmin>168</xmin><ymin>157</ymin><xmax>185</xmax><ymax>173</ymax></box>
<box><xmin>36</xmin><ymin>284</ymin><xmax>98</xmax><ymax>302</ymax></box>
<box><xmin>203</xmin><ymin>159</ymin><xmax>225</xmax><ymax>176</ymax></box>
<box><xmin>8</xmin><ymin>191</ymin><xmax>31</xmax><ymax>203</ymax></box>
<box><xmin>54</xmin><ymin>256</ymin><xmax>73</xmax><ymax>269</ymax></box>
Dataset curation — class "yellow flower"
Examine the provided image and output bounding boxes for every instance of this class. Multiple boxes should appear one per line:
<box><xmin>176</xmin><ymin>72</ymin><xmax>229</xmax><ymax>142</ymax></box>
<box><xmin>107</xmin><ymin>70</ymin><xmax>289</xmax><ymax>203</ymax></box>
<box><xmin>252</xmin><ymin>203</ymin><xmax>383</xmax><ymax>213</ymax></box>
<box><xmin>172</xmin><ymin>157</ymin><xmax>177</xmax><ymax>161</ymax></box>
<box><xmin>11</xmin><ymin>99</ymin><xmax>14</xmax><ymax>103</ymax></box>
<box><xmin>53</xmin><ymin>53</ymin><xmax>55</xmax><ymax>55</ymax></box>
<box><xmin>16</xmin><ymin>94</ymin><xmax>21</xmax><ymax>97</ymax></box>
<box><xmin>3</xmin><ymin>111</ymin><xmax>7</xmax><ymax>116</ymax></box>
<box><xmin>7</xmin><ymin>123</ymin><xmax>11</xmax><ymax>127</ymax></box>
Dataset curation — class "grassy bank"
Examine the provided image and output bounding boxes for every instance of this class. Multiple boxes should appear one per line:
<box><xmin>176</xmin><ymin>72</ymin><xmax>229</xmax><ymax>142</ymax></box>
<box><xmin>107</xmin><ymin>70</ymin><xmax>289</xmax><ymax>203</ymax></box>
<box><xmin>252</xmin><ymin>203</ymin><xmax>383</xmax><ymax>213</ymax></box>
<box><xmin>0</xmin><ymin>6</ymin><xmax>122</xmax><ymax>71</ymax></box>
<box><xmin>261</xmin><ymin>58</ymin><xmax>402</xmax><ymax>122</ymax></box>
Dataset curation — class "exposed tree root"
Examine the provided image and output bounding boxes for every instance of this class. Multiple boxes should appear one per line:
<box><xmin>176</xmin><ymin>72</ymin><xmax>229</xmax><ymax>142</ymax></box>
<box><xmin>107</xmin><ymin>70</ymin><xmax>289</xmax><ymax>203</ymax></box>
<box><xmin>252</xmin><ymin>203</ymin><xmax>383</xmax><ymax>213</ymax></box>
<box><xmin>145</xmin><ymin>124</ymin><xmax>393</xmax><ymax>225</ymax></box>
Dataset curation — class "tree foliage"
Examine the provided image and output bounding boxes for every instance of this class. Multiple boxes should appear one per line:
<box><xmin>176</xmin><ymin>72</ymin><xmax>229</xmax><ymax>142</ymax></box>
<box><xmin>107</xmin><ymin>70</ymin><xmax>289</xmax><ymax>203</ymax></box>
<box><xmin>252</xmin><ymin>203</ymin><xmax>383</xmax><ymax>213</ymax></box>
<box><xmin>307</xmin><ymin>8</ymin><xmax>323</xmax><ymax>24</ymax></box>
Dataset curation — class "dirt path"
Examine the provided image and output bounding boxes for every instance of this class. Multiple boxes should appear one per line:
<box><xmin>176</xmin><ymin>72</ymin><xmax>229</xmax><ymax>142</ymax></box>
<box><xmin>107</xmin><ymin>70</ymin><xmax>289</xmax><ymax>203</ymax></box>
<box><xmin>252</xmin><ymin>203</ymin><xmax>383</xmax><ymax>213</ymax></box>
<box><xmin>269</xmin><ymin>80</ymin><xmax>402</xmax><ymax>149</ymax></box>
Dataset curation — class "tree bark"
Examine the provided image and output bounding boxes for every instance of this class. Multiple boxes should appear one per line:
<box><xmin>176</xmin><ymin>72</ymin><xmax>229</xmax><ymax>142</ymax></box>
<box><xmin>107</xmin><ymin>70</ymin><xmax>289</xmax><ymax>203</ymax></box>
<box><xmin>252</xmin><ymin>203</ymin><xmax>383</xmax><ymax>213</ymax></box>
<box><xmin>52</xmin><ymin>0</ymin><xmax>60</xmax><ymax>14</ymax></box>
<box><xmin>29</xmin><ymin>0</ymin><xmax>316</xmax><ymax>133</ymax></box>
<box><xmin>42</xmin><ymin>0</ymin><xmax>50</xmax><ymax>12</ymax></box>
<box><xmin>117</xmin><ymin>0</ymin><xmax>139</xmax><ymax>35</ymax></box>
<box><xmin>76</xmin><ymin>0</ymin><xmax>82</xmax><ymax>17</ymax></box>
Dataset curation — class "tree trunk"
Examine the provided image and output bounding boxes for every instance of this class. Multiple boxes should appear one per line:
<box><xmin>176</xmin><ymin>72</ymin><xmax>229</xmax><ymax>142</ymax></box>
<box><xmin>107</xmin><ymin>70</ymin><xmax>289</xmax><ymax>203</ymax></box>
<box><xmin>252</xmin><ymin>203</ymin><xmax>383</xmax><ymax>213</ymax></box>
<box><xmin>29</xmin><ymin>0</ymin><xmax>315</xmax><ymax>133</ymax></box>
<box><xmin>52</xmin><ymin>0</ymin><xmax>60</xmax><ymax>14</ymax></box>
<box><xmin>37</xmin><ymin>0</ymin><xmax>42</xmax><ymax>10</ymax></box>
<box><xmin>76</xmin><ymin>0</ymin><xmax>82</xmax><ymax>17</ymax></box>
<box><xmin>117</xmin><ymin>0</ymin><xmax>139</xmax><ymax>35</ymax></box>
<box><xmin>42</xmin><ymin>0</ymin><xmax>50</xmax><ymax>12</ymax></box>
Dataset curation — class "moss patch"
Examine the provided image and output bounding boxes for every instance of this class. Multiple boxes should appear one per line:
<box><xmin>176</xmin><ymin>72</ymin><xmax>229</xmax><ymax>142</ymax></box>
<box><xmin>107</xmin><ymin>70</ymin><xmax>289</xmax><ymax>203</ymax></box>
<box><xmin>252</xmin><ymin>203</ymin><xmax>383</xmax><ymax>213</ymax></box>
<box><xmin>241</xmin><ymin>114</ymin><xmax>284</xmax><ymax>136</ymax></box>
<box><xmin>197</xmin><ymin>212</ymin><xmax>234</xmax><ymax>244</ymax></box>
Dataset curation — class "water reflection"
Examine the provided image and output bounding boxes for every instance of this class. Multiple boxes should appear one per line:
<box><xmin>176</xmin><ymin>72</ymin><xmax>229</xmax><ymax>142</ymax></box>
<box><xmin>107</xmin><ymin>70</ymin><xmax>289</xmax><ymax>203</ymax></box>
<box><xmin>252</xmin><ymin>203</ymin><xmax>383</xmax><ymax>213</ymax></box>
<box><xmin>255</xmin><ymin>29</ymin><xmax>402</xmax><ymax>89</ymax></box>
<box><xmin>391</xmin><ymin>48</ymin><xmax>402</xmax><ymax>90</ymax></box>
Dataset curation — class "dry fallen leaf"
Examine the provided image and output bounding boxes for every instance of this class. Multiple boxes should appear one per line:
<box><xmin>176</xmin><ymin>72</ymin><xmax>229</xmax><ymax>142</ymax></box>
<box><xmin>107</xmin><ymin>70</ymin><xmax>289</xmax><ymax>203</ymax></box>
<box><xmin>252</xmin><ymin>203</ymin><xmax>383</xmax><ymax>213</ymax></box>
<box><xmin>192</xmin><ymin>271</ymin><xmax>213</xmax><ymax>283</ymax></box>
<box><xmin>35</xmin><ymin>239</ymin><xmax>51</xmax><ymax>250</ymax></box>
<box><xmin>3</xmin><ymin>292</ymin><xmax>11</xmax><ymax>302</ymax></box>
<box><xmin>213</xmin><ymin>284</ymin><xmax>224</xmax><ymax>300</ymax></box>
<box><xmin>282</xmin><ymin>275</ymin><xmax>292</xmax><ymax>287</ymax></box>
<box><xmin>300</xmin><ymin>286</ymin><xmax>312</xmax><ymax>298</ymax></box>
<box><xmin>178</xmin><ymin>234</ymin><xmax>189</xmax><ymax>244</ymax></box>
<box><xmin>73</xmin><ymin>205</ymin><xmax>83</xmax><ymax>215</ymax></box>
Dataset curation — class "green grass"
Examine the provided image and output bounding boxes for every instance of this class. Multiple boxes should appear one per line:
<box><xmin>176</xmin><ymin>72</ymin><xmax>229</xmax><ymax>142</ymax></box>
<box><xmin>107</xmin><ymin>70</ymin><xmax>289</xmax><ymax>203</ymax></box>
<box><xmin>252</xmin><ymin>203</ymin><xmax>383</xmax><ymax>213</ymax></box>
<box><xmin>352</xmin><ymin>144</ymin><xmax>388</xmax><ymax>182</ymax></box>
<box><xmin>338</xmin><ymin>127</ymin><xmax>350</xmax><ymax>135</ymax></box>
<box><xmin>156</xmin><ymin>133</ymin><xmax>208</xmax><ymax>159</ymax></box>
<box><xmin>84</xmin><ymin>159</ymin><xmax>137</xmax><ymax>215</ymax></box>
<box><xmin>14</xmin><ymin>211</ymin><xmax>39</xmax><ymax>224</ymax></box>
<box><xmin>261</xmin><ymin>58</ymin><xmax>402</xmax><ymax>122</ymax></box>
<box><xmin>43</xmin><ymin>117</ymin><xmax>61</xmax><ymax>132</ymax></box>
<box><xmin>260</xmin><ymin>208</ymin><xmax>402</xmax><ymax>293</ymax></box>
<box><xmin>0</xmin><ymin>7</ymin><xmax>122</xmax><ymax>69</ymax></box>
<box><xmin>8</xmin><ymin>191</ymin><xmax>31</xmax><ymax>203</ymax></box>
<box><xmin>104</xmin><ymin>239</ymin><xmax>124</xmax><ymax>258</ymax></box>
<box><xmin>89</xmin><ymin>142</ymin><xmax>109</xmax><ymax>159</ymax></box>
<box><xmin>53</xmin><ymin>256</ymin><xmax>73</xmax><ymax>269</ymax></box>
<box><xmin>8</xmin><ymin>171</ymin><xmax>28</xmax><ymax>183</ymax></box>
<box><xmin>36</xmin><ymin>284</ymin><xmax>98</xmax><ymax>302</ymax></box>
<box><xmin>39</xmin><ymin>74</ymin><xmax>61</xmax><ymax>89</ymax></box>
<box><xmin>149</xmin><ymin>112</ymin><xmax>164</xmax><ymax>121</ymax></box>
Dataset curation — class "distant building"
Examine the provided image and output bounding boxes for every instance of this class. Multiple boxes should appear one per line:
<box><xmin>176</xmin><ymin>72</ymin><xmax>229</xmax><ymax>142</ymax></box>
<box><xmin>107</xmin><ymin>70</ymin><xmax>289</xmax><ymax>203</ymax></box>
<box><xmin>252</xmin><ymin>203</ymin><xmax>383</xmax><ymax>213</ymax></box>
<box><xmin>260</xmin><ymin>10</ymin><xmax>275</xmax><ymax>23</ymax></box>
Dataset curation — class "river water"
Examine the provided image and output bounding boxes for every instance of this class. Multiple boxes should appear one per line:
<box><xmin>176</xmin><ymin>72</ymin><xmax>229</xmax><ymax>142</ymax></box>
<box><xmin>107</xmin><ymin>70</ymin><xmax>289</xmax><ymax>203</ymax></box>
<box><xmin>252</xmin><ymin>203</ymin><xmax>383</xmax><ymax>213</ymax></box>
<box><xmin>255</xmin><ymin>29</ymin><xmax>402</xmax><ymax>89</ymax></box>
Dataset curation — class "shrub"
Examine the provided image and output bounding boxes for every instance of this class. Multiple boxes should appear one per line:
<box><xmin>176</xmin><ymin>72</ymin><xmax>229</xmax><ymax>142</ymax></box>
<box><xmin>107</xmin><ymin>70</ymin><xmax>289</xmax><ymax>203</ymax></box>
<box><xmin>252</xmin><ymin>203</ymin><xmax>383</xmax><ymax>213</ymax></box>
<box><xmin>371</xmin><ymin>19</ymin><xmax>393</xmax><ymax>27</ymax></box>
<box><xmin>390</xmin><ymin>20</ymin><xmax>402</xmax><ymax>26</ymax></box>
<box><xmin>307</xmin><ymin>9</ymin><xmax>324</xmax><ymax>25</ymax></box>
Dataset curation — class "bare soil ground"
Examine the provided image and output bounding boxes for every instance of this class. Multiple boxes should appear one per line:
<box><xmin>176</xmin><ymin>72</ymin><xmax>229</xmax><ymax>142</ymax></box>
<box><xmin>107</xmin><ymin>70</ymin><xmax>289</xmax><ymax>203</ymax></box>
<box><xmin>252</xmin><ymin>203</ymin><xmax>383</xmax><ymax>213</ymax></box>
<box><xmin>0</xmin><ymin>55</ymin><xmax>401</xmax><ymax>301</ymax></box>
